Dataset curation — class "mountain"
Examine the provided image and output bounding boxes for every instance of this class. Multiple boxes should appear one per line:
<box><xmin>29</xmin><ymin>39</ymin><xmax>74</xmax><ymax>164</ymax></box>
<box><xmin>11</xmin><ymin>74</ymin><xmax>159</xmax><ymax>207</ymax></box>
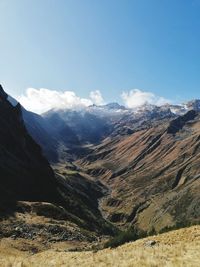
<box><xmin>164</xmin><ymin>100</ymin><xmax>200</xmax><ymax>115</ymax></box>
<box><xmin>186</xmin><ymin>99</ymin><xmax>200</xmax><ymax>111</ymax></box>
<box><xmin>101</xmin><ymin>102</ymin><xmax>126</xmax><ymax>110</ymax></box>
<box><xmin>0</xmin><ymin>85</ymin><xmax>62</xmax><ymax>206</ymax></box>
<box><xmin>21</xmin><ymin>108</ymin><xmax>59</xmax><ymax>162</ymax></box>
<box><xmin>41</xmin><ymin>102</ymin><xmax>175</xmax><ymax>160</ymax></box>
<box><xmin>76</xmin><ymin>109</ymin><xmax>200</xmax><ymax>232</ymax></box>
<box><xmin>32</xmin><ymin>96</ymin><xmax>200</xmax><ymax>233</ymax></box>
<box><xmin>2</xmin><ymin>91</ymin><xmax>60</xmax><ymax>162</ymax></box>
<box><xmin>1</xmin><ymin>84</ymin><xmax>200</xmax><ymax>254</ymax></box>
<box><xmin>43</xmin><ymin>109</ymin><xmax>112</xmax><ymax>144</ymax></box>
<box><xmin>0</xmin><ymin>85</ymin><xmax>115</xmax><ymax>243</ymax></box>
<box><xmin>6</xmin><ymin>90</ymin><xmax>200</xmax><ymax>165</ymax></box>
<box><xmin>0</xmin><ymin>84</ymin><xmax>200</xmax><ymax>267</ymax></box>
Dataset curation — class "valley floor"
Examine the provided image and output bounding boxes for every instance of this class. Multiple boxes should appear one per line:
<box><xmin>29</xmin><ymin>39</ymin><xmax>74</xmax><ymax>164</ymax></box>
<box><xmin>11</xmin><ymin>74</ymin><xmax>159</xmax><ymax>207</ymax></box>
<box><xmin>0</xmin><ymin>225</ymin><xmax>199</xmax><ymax>267</ymax></box>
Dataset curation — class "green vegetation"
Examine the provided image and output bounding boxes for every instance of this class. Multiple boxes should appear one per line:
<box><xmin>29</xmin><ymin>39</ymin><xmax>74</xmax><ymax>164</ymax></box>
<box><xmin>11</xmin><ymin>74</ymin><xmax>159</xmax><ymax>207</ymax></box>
<box><xmin>104</xmin><ymin>221</ymin><xmax>200</xmax><ymax>249</ymax></box>
<box><xmin>159</xmin><ymin>220</ymin><xmax>200</xmax><ymax>234</ymax></box>
<box><xmin>104</xmin><ymin>227</ymin><xmax>143</xmax><ymax>248</ymax></box>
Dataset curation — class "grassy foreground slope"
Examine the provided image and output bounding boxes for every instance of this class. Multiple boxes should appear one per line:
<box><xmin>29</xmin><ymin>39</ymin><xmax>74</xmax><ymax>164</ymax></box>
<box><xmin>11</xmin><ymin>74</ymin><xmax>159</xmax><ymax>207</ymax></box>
<box><xmin>1</xmin><ymin>225</ymin><xmax>199</xmax><ymax>267</ymax></box>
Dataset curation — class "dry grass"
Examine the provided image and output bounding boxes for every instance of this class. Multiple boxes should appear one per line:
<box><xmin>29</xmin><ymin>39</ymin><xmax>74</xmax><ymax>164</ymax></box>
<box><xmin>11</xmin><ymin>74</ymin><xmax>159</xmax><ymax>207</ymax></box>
<box><xmin>0</xmin><ymin>225</ymin><xmax>199</xmax><ymax>267</ymax></box>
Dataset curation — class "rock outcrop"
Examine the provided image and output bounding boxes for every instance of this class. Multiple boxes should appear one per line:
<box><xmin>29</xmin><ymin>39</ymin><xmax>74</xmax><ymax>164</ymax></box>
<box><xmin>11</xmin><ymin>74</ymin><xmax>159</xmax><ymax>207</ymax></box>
<box><xmin>0</xmin><ymin>85</ymin><xmax>60</xmax><ymax>206</ymax></box>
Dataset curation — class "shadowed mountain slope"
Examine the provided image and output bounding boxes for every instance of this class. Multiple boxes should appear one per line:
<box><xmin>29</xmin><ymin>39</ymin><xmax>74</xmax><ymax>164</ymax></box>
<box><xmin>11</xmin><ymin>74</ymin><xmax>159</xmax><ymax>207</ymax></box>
<box><xmin>21</xmin><ymin>109</ymin><xmax>60</xmax><ymax>162</ymax></box>
<box><xmin>0</xmin><ymin>85</ymin><xmax>59</xmax><ymax>204</ymax></box>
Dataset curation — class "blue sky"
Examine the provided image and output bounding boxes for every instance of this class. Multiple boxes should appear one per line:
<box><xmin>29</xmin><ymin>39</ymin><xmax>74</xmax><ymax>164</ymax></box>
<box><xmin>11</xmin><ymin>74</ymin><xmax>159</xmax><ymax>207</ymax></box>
<box><xmin>1</xmin><ymin>0</ymin><xmax>200</xmax><ymax>112</ymax></box>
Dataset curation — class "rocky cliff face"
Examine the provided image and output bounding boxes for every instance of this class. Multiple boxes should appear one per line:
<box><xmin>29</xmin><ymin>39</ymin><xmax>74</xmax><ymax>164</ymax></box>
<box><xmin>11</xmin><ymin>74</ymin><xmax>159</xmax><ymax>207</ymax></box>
<box><xmin>0</xmin><ymin>86</ymin><xmax>59</xmax><ymax>205</ymax></box>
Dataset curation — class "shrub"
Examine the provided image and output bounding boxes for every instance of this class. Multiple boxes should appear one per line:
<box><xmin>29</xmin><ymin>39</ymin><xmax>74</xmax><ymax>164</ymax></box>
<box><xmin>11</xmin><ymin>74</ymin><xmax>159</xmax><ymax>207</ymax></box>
<box><xmin>104</xmin><ymin>227</ymin><xmax>139</xmax><ymax>248</ymax></box>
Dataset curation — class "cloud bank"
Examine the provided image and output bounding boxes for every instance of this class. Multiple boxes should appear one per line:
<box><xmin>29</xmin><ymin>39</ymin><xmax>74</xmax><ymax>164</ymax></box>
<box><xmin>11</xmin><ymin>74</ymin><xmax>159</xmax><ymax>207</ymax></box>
<box><xmin>121</xmin><ymin>89</ymin><xmax>169</xmax><ymax>108</ymax></box>
<box><xmin>17</xmin><ymin>88</ymin><xmax>104</xmax><ymax>114</ymax></box>
<box><xmin>17</xmin><ymin>87</ymin><xmax>170</xmax><ymax>114</ymax></box>
<box><xmin>89</xmin><ymin>90</ymin><xmax>104</xmax><ymax>106</ymax></box>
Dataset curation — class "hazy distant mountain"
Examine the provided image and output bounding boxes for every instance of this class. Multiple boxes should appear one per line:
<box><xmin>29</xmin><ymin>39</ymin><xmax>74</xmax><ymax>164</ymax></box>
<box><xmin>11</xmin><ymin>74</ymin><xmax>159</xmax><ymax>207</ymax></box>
<box><xmin>41</xmin><ymin>102</ymin><xmax>175</xmax><ymax>154</ymax></box>
<box><xmin>43</xmin><ymin>108</ymin><xmax>112</xmax><ymax>143</ymax></box>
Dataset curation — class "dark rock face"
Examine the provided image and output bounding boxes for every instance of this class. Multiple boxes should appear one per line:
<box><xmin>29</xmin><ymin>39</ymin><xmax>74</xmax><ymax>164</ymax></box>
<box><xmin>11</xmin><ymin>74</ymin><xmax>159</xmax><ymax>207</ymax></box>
<box><xmin>0</xmin><ymin>90</ymin><xmax>59</xmax><ymax>205</ymax></box>
<box><xmin>167</xmin><ymin>110</ymin><xmax>197</xmax><ymax>134</ymax></box>
<box><xmin>0</xmin><ymin>85</ymin><xmax>8</xmax><ymax>100</ymax></box>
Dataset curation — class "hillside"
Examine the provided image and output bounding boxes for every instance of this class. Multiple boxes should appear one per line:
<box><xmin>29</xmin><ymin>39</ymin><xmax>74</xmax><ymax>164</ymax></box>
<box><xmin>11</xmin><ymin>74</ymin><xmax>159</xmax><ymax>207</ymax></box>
<box><xmin>0</xmin><ymin>225</ymin><xmax>200</xmax><ymax>266</ymax></box>
<box><xmin>0</xmin><ymin>85</ymin><xmax>114</xmax><ymax>243</ymax></box>
<box><xmin>3</xmin><ymin>83</ymin><xmax>199</xmax><ymax>234</ymax></box>
<box><xmin>0</xmin><ymin>85</ymin><xmax>59</xmax><ymax>204</ymax></box>
<box><xmin>0</xmin><ymin>84</ymin><xmax>199</xmax><ymax>266</ymax></box>
<box><xmin>77</xmin><ymin>110</ymin><xmax>200</xmax><ymax>232</ymax></box>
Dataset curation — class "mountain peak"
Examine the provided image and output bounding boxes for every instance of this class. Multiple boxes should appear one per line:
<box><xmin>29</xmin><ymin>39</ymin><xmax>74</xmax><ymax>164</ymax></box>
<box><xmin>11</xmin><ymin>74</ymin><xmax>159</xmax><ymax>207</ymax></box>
<box><xmin>88</xmin><ymin>102</ymin><xmax>126</xmax><ymax>110</ymax></box>
<box><xmin>185</xmin><ymin>99</ymin><xmax>200</xmax><ymax>111</ymax></box>
<box><xmin>0</xmin><ymin>84</ymin><xmax>8</xmax><ymax>101</ymax></box>
<box><xmin>103</xmin><ymin>102</ymin><xmax>126</xmax><ymax>110</ymax></box>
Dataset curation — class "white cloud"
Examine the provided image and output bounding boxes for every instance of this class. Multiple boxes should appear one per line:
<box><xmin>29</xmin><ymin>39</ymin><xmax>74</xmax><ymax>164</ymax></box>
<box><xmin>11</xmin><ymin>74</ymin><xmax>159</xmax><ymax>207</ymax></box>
<box><xmin>121</xmin><ymin>89</ymin><xmax>170</xmax><ymax>108</ymax></box>
<box><xmin>17</xmin><ymin>87</ymin><xmax>170</xmax><ymax>114</ymax></box>
<box><xmin>17</xmin><ymin>88</ymin><xmax>105</xmax><ymax>114</ymax></box>
<box><xmin>89</xmin><ymin>90</ymin><xmax>104</xmax><ymax>105</ymax></box>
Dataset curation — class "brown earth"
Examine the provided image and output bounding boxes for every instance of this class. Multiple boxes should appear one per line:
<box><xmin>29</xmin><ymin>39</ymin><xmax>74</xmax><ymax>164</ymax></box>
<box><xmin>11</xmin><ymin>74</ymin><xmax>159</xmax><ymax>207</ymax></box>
<box><xmin>1</xmin><ymin>84</ymin><xmax>200</xmax><ymax>264</ymax></box>
<box><xmin>0</xmin><ymin>201</ymin><xmax>107</xmax><ymax>253</ymax></box>
<box><xmin>0</xmin><ymin>225</ymin><xmax>199</xmax><ymax>267</ymax></box>
<box><xmin>76</xmin><ymin>111</ymin><xmax>200</xmax><ymax>232</ymax></box>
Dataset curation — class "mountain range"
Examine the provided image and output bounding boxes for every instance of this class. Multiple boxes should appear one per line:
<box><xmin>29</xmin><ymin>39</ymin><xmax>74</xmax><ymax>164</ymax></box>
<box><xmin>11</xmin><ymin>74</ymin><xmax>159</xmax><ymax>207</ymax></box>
<box><xmin>0</xmin><ymin>84</ymin><xmax>200</xmax><ymax>250</ymax></box>
<box><xmin>11</xmin><ymin>91</ymin><xmax>200</xmax><ymax>163</ymax></box>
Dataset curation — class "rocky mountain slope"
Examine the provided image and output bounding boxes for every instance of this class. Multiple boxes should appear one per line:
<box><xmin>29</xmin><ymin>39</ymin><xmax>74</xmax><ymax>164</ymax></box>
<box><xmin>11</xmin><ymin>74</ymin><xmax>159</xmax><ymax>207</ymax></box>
<box><xmin>1</xmin><ymin>84</ymin><xmax>200</xmax><ymax>257</ymax></box>
<box><xmin>0</xmin><ymin>85</ymin><xmax>114</xmax><ymax>244</ymax></box>
<box><xmin>6</xmin><ymin>89</ymin><xmax>200</xmax><ymax>165</ymax></box>
<box><xmin>0</xmin><ymin>85</ymin><xmax>59</xmax><ymax>205</ymax></box>
<box><xmin>77</xmin><ymin>110</ymin><xmax>200</xmax><ymax>232</ymax></box>
<box><xmin>25</xmin><ymin>98</ymin><xmax>200</xmax><ymax>163</ymax></box>
<box><xmin>35</xmin><ymin>95</ymin><xmax>200</xmax><ymax>234</ymax></box>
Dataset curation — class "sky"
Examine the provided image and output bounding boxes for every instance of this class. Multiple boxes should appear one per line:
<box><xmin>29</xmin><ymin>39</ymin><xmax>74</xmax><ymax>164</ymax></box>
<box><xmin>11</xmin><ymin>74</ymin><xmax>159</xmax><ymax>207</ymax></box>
<box><xmin>1</xmin><ymin>0</ymin><xmax>200</xmax><ymax>113</ymax></box>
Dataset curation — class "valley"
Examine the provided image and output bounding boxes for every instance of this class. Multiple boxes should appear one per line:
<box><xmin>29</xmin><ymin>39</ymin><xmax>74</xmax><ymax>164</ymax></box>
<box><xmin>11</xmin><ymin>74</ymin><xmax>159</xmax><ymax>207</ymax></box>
<box><xmin>53</xmin><ymin>109</ymin><xmax>200</xmax><ymax>233</ymax></box>
<box><xmin>0</xmin><ymin>84</ymin><xmax>200</xmax><ymax>266</ymax></box>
